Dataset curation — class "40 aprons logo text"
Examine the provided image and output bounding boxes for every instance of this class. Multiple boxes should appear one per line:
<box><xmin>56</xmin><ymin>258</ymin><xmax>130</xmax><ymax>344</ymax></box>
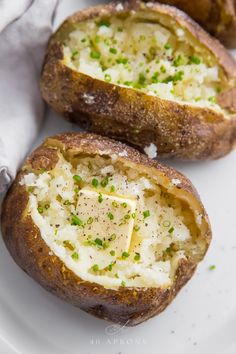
<box><xmin>89</xmin><ymin>321</ymin><xmax>147</xmax><ymax>346</ymax></box>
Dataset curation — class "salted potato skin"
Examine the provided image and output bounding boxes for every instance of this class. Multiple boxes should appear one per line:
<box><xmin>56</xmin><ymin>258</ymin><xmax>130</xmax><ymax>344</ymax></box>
<box><xmin>1</xmin><ymin>133</ymin><xmax>211</xmax><ymax>326</ymax></box>
<box><xmin>40</xmin><ymin>1</ymin><xmax>236</xmax><ymax>161</ymax></box>
<box><xmin>142</xmin><ymin>0</ymin><xmax>236</xmax><ymax>48</ymax></box>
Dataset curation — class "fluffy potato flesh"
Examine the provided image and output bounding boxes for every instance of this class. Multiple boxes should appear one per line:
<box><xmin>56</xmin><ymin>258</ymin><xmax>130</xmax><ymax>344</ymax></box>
<box><xmin>20</xmin><ymin>151</ymin><xmax>205</xmax><ymax>290</ymax></box>
<box><xmin>63</xmin><ymin>9</ymin><xmax>230</xmax><ymax>113</ymax></box>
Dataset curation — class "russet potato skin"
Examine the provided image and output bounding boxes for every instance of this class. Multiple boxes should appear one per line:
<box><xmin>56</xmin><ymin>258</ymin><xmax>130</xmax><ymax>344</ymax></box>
<box><xmin>40</xmin><ymin>1</ymin><xmax>236</xmax><ymax>161</ymax></box>
<box><xmin>1</xmin><ymin>133</ymin><xmax>211</xmax><ymax>326</ymax></box>
<box><xmin>141</xmin><ymin>0</ymin><xmax>236</xmax><ymax>48</ymax></box>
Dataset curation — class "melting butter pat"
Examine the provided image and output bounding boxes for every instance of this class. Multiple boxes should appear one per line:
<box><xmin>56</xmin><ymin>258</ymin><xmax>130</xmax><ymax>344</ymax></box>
<box><xmin>77</xmin><ymin>188</ymin><xmax>137</xmax><ymax>255</ymax></box>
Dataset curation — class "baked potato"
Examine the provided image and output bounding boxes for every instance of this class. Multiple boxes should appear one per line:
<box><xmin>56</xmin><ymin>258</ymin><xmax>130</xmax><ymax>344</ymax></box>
<box><xmin>40</xmin><ymin>1</ymin><xmax>236</xmax><ymax>160</ymax></box>
<box><xmin>1</xmin><ymin>133</ymin><xmax>211</xmax><ymax>326</ymax></box>
<box><xmin>141</xmin><ymin>0</ymin><xmax>236</xmax><ymax>48</ymax></box>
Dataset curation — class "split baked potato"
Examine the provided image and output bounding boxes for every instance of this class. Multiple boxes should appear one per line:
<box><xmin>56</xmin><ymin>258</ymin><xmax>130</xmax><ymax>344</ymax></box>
<box><xmin>142</xmin><ymin>0</ymin><xmax>236</xmax><ymax>48</ymax></box>
<box><xmin>1</xmin><ymin>133</ymin><xmax>211</xmax><ymax>325</ymax></box>
<box><xmin>40</xmin><ymin>1</ymin><xmax>236</xmax><ymax>160</ymax></box>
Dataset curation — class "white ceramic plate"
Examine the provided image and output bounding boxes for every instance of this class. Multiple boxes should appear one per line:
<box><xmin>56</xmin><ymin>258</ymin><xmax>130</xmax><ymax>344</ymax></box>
<box><xmin>1</xmin><ymin>1</ymin><xmax>236</xmax><ymax>353</ymax></box>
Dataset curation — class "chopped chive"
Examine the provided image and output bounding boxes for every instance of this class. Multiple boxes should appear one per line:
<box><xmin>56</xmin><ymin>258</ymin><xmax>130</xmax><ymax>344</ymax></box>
<box><xmin>27</xmin><ymin>186</ymin><xmax>35</xmax><ymax>193</ymax></box>
<box><xmin>81</xmin><ymin>38</ymin><xmax>86</xmax><ymax>43</ymax></box>
<box><xmin>131</xmin><ymin>213</ymin><xmax>136</xmax><ymax>219</ymax></box>
<box><xmin>116</xmin><ymin>57</ymin><xmax>128</xmax><ymax>64</ymax></box>
<box><xmin>164</xmin><ymin>43</ymin><xmax>171</xmax><ymax>50</ymax></box>
<box><xmin>110</xmin><ymin>185</ymin><xmax>116</xmax><ymax>192</ymax></box>
<box><xmin>95</xmin><ymin>238</ymin><xmax>103</xmax><ymax>246</ymax></box>
<box><xmin>109</xmin><ymin>233</ymin><xmax>116</xmax><ymax>241</ymax></box>
<box><xmin>143</xmin><ymin>210</ymin><xmax>150</xmax><ymax>218</ymax></box>
<box><xmin>98</xmin><ymin>19</ymin><xmax>110</xmax><ymax>27</ymax></box>
<box><xmin>112</xmin><ymin>201</ymin><xmax>118</xmax><ymax>208</ymax></box>
<box><xmin>101</xmin><ymin>176</ymin><xmax>109</xmax><ymax>187</ymax></box>
<box><xmin>106</xmin><ymin>262</ymin><xmax>114</xmax><ymax>271</ymax></box>
<box><xmin>124</xmin><ymin>81</ymin><xmax>133</xmax><ymax>86</ymax></box>
<box><xmin>122</xmin><ymin>202</ymin><xmax>127</xmax><ymax>208</ymax></box>
<box><xmin>208</xmin><ymin>96</ymin><xmax>216</xmax><ymax>103</ymax></box>
<box><xmin>107</xmin><ymin>212</ymin><xmax>114</xmax><ymax>220</ymax></box>
<box><xmin>109</xmin><ymin>47</ymin><xmax>117</xmax><ymax>54</ymax></box>
<box><xmin>122</xmin><ymin>251</ymin><xmax>129</xmax><ymax>259</ymax></box>
<box><xmin>98</xmin><ymin>192</ymin><xmax>103</xmax><ymax>203</ymax></box>
<box><xmin>71</xmin><ymin>252</ymin><xmax>79</xmax><ymax>261</ymax></box>
<box><xmin>74</xmin><ymin>187</ymin><xmax>80</xmax><ymax>194</ymax></box>
<box><xmin>37</xmin><ymin>206</ymin><xmax>44</xmax><ymax>214</ymax></box>
<box><xmin>138</xmin><ymin>72</ymin><xmax>146</xmax><ymax>86</ymax></box>
<box><xmin>209</xmin><ymin>265</ymin><xmax>216</xmax><ymax>270</ymax></box>
<box><xmin>121</xmin><ymin>280</ymin><xmax>126</xmax><ymax>287</ymax></box>
<box><xmin>124</xmin><ymin>214</ymin><xmax>130</xmax><ymax>220</ymax></box>
<box><xmin>91</xmin><ymin>264</ymin><xmax>99</xmax><ymax>272</ymax></box>
<box><xmin>71</xmin><ymin>214</ymin><xmax>84</xmax><ymax>227</ymax></box>
<box><xmin>63</xmin><ymin>200</ymin><xmax>70</xmax><ymax>205</ymax></box>
<box><xmin>151</xmin><ymin>72</ymin><xmax>159</xmax><ymax>83</ymax></box>
<box><xmin>173</xmin><ymin>55</ymin><xmax>185</xmax><ymax>67</ymax></box>
<box><xmin>134</xmin><ymin>225</ymin><xmax>140</xmax><ymax>232</ymax></box>
<box><xmin>115</xmin><ymin>273</ymin><xmax>119</xmax><ymax>278</ymax></box>
<box><xmin>104</xmin><ymin>73</ymin><xmax>111</xmax><ymax>82</ymax></box>
<box><xmin>87</xmin><ymin>217</ymin><xmax>94</xmax><ymax>225</ymax></box>
<box><xmin>73</xmin><ymin>174</ymin><xmax>82</xmax><ymax>183</ymax></box>
<box><xmin>173</xmin><ymin>70</ymin><xmax>184</xmax><ymax>82</ymax></box>
<box><xmin>103</xmin><ymin>242</ymin><xmax>109</xmax><ymax>249</ymax></box>
<box><xmin>168</xmin><ymin>226</ymin><xmax>174</xmax><ymax>234</ymax></box>
<box><xmin>92</xmin><ymin>178</ymin><xmax>99</xmax><ymax>188</ymax></box>
<box><xmin>44</xmin><ymin>203</ymin><xmax>50</xmax><ymax>210</ymax></box>
<box><xmin>117</xmin><ymin>27</ymin><xmax>123</xmax><ymax>32</ymax></box>
<box><xmin>71</xmin><ymin>50</ymin><xmax>78</xmax><ymax>59</ymax></box>
<box><xmin>189</xmin><ymin>55</ymin><xmax>201</xmax><ymax>64</ymax></box>
<box><xmin>110</xmin><ymin>250</ymin><xmax>116</xmax><ymax>256</ymax></box>
<box><xmin>160</xmin><ymin>65</ymin><xmax>166</xmax><ymax>73</ymax></box>
<box><xmin>90</xmin><ymin>50</ymin><xmax>101</xmax><ymax>59</ymax></box>
<box><xmin>134</xmin><ymin>252</ymin><xmax>141</xmax><ymax>261</ymax></box>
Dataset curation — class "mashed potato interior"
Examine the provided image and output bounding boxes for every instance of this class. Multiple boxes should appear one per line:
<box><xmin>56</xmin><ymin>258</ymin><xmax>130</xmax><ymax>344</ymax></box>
<box><xmin>63</xmin><ymin>10</ymin><xmax>226</xmax><ymax>111</ymax></box>
<box><xmin>20</xmin><ymin>153</ymin><xmax>198</xmax><ymax>290</ymax></box>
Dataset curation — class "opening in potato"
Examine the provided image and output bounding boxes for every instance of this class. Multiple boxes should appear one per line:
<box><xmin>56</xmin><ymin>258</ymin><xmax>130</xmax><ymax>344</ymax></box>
<box><xmin>20</xmin><ymin>149</ymin><xmax>207</xmax><ymax>290</ymax></box>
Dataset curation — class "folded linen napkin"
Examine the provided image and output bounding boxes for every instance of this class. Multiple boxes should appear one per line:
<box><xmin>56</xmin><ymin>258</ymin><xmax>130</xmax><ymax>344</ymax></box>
<box><xmin>0</xmin><ymin>0</ymin><xmax>58</xmax><ymax>193</ymax></box>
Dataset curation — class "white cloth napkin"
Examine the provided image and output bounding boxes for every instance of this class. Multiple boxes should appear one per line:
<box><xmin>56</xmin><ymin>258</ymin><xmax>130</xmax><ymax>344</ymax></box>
<box><xmin>0</xmin><ymin>0</ymin><xmax>58</xmax><ymax>193</ymax></box>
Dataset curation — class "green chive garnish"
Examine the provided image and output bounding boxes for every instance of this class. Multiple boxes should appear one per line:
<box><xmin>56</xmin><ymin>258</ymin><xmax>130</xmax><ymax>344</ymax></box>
<box><xmin>95</xmin><ymin>238</ymin><xmax>103</xmax><ymax>246</ymax></box>
<box><xmin>189</xmin><ymin>55</ymin><xmax>201</xmax><ymax>64</ymax></box>
<box><xmin>143</xmin><ymin>210</ymin><xmax>150</xmax><ymax>218</ymax></box>
<box><xmin>122</xmin><ymin>251</ymin><xmax>129</xmax><ymax>259</ymax></box>
<box><xmin>110</xmin><ymin>185</ymin><xmax>116</xmax><ymax>192</ymax></box>
<box><xmin>98</xmin><ymin>193</ymin><xmax>103</xmax><ymax>203</ymax></box>
<box><xmin>87</xmin><ymin>217</ymin><xmax>94</xmax><ymax>225</ymax></box>
<box><xmin>92</xmin><ymin>264</ymin><xmax>99</xmax><ymax>272</ymax></box>
<box><xmin>109</xmin><ymin>47</ymin><xmax>117</xmax><ymax>54</ymax></box>
<box><xmin>92</xmin><ymin>178</ymin><xmax>99</xmax><ymax>187</ymax></box>
<box><xmin>37</xmin><ymin>207</ymin><xmax>44</xmax><ymax>214</ymax></box>
<box><xmin>134</xmin><ymin>252</ymin><xmax>141</xmax><ymax>261</ymax></box>
<box><xmin>209</xmin><ymin>265</ymin><xmax>216</xmax><ymax>270</ymax></box>
<box><xmin>73</xmin><ymin>175</ymin><xmax>82</xmax><ymax>183</ymax></box>
<box><xmin>164</xmin><ymin>43</ymin><xmax>171</xmax><ymax>50</ymax></box>
<box><xmin>71</xmin><ymin>214</ymin><xmax>83</xmax><ymax>227</ymax></box>
<box><xmin>71</xmin><ymin>252</ymin><xmax>79</xmax><ymax>261</ymax></box>
<box><xmin>107</xmin><ymin>212</ymin><xmax>114</xmax><ymax>220</ymax></box>
<box><xmin>90</xmin><ymin>50</ymin><xmax>101</xmax><ymax>59</ymax></box>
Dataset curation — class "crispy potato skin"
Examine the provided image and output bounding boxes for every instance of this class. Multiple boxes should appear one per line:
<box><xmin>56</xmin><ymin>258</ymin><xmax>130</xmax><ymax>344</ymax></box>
<box><xmin>40</xmin><ymin>1</ymin><xmax>236</xmax><ymax>161</ymax></box>
<box><xmin>1</xmin><ymin>133</ymin><xmax>211</xmax><ymax>325</ymax></box>
<box><xmin>142</xmin><ymin>0</ymin><xmax>236</xmax><ymax>48</ymax></box>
